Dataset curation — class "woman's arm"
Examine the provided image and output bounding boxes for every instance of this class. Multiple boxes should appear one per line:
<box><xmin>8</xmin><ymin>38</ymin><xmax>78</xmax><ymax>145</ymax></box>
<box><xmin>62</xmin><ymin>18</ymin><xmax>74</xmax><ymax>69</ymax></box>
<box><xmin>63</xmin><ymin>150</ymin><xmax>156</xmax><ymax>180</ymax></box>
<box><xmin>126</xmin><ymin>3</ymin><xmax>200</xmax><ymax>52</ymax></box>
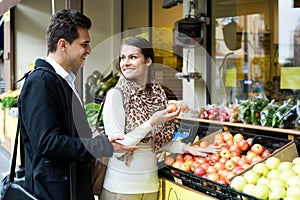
<box><xmin>103</xmin><ymin>88</ymin><xmax>152</xmax><ymax>146</ymax></box>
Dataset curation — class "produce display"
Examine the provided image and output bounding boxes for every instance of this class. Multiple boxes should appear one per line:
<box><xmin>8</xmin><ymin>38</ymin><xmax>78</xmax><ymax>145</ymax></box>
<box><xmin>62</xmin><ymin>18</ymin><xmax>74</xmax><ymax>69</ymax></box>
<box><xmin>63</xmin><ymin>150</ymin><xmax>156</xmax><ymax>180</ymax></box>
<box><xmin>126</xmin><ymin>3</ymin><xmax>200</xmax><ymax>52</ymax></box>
<box><xmin>230</xmin><ymin>156</ymin><xmax>300</xmax><ymax>200</ymax></box>
<box><xmin>196</xmin><ymin>97</ymin><xmax>300</xmax><ymax>130</ymax></box>
<box><xmin>163</xmin><ymin>130</ymin><xmax>274</xmax><ymax>185</ymax></box>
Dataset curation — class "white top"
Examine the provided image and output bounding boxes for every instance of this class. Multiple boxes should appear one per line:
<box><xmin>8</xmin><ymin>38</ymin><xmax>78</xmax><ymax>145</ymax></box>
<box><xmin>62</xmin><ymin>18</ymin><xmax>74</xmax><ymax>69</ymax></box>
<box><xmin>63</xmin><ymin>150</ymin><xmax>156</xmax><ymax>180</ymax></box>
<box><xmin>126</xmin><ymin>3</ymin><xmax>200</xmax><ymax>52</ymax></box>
<box><xmin>45</xmin><ymin>57</ymin><xmax>82</xmax><ymax>105</ymax></box>
<box><xmin>102</xmin><ymin>88</ymin><xmax>185</xmax><ymax>194</ymax></box>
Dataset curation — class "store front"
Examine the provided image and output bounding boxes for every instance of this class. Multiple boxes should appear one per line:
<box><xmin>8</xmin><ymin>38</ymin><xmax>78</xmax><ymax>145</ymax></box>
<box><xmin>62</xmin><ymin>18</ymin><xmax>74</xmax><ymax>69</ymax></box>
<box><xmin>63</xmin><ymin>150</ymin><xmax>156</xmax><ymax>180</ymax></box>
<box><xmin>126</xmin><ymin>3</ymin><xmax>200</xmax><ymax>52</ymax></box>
<box><xmin>1</xmin><ymin>0</ymin><xmax>300</xmax><ymax>199</ymax></box>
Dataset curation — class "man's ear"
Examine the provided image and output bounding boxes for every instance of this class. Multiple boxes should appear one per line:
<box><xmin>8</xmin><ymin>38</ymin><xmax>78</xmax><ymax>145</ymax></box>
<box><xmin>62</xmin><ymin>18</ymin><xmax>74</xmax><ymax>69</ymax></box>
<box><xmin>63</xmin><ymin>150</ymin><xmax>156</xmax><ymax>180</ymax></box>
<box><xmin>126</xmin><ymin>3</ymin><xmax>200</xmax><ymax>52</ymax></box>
<box><xmin>58</xmin><ymin>39</ymin><xmax>68</xmax><ymax>49</ymax></box>
<box><xmin>146</xmin><ymin>58</ymin><xmax>152</xmax><ymax>66</ymax></box>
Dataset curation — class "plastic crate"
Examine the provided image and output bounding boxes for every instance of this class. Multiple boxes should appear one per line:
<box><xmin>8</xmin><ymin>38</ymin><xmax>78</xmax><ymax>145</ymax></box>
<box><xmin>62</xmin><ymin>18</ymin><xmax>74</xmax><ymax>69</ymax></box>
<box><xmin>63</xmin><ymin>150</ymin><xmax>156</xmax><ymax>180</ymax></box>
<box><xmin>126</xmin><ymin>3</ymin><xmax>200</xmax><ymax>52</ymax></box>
<box><xmin>158</xmin><ymin>165</ymin><xmax>231</xmax><ymax>199</ymax></box>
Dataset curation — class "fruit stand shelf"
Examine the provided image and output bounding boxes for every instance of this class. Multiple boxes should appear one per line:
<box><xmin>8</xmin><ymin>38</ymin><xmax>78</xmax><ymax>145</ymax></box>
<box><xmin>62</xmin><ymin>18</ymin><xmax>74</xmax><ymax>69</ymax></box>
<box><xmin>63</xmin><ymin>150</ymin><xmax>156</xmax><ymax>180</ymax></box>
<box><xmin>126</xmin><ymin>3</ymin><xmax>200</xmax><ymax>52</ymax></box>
<box><xmin>177</xmin><ymin>116</ymin><xmax>300</xmax><ymax>140</ymax></box>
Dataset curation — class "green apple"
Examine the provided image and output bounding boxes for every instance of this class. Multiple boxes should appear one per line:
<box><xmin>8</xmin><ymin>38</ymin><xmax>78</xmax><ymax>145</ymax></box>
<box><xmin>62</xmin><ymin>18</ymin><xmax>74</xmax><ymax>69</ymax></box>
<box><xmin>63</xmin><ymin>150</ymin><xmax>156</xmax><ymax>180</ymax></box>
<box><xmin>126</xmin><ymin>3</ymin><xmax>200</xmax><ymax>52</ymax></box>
<box><xmin>287</xmin><ymin>176</ymin><xmax>300</xmax><ymax>188</ymax></box>
<box><xmin>278</xmin><ymin>161</ymin><xmax>294</xmax><ymax>171</ymax></box>
<box><xmin>252</xmin><ymin>163</ymin><xmax>269</xmax><ymax>177</ymax></box>
<box><xmin>243</xmin><ymin>170</ymin><xmax>259</xmax><ymax>184</ymax></box>
<box><xmin>268</xmin><ymin>185</ymin><xmax>286</xmax><ymax>200</ymax></box>
<box><xmin>269</xmin><ymin>178</ymin><xmax>286</xmax><ymax>188</ymax></box>
<box><xmin>242</xmin><ymin>183</ymin><xmax>255</xmax><ymax>196</ymax></box>
<box><xmin>230</xmin><ymin>175</ymin><xmax>248</xmax><ymax>192</ymax></box>
<box><xmin>284</xmin><ymin>194</ymin><xmax>300</xmax><ymax>200</ymax></box>
<box><xmin>257</xmin><ymin>177</ymin><xmax>270</xmax><ymax>186</ymax></box>
<box><xmin>292</xmin><ymin>157</ymin><xmax>300</xmax><ymax>165</ymax></box>
<box><xmin>292</xmin><ymin>164</ymin><xmax>300</xmax><ymax>175</ymax></box>
<box><xmin>265</xmin><ymin>156</ymin><xmax>281</xmax><ymax>170</ymax></box>
<box><xmin>267</xmin><ymin>169</ymin><xmax>281</xmax><ymax>179</ymax></box>
<box><xmin>286</xmin><ymin>186</ymin><xmax>300</xmax><ymax>196</ymax></box>
<box><xmin>280</xmin><ymin>169</ymin><xmax>297</xmax><ymax>182</ymax></box>
<box><xmin>252</xmin><ymin>184</ymin><xmax>270</xmax><ymax>199</ymax></box>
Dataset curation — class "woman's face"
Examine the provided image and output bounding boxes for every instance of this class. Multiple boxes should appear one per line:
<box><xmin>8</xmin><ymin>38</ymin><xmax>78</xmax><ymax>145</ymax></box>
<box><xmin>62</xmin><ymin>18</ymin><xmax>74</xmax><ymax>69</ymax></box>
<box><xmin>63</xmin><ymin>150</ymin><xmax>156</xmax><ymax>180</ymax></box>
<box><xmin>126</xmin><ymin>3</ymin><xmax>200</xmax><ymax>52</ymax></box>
<box><xmin>119</xmin><ymin>44</ymin><xmax>151</xmax><ymax>86</ymax></box>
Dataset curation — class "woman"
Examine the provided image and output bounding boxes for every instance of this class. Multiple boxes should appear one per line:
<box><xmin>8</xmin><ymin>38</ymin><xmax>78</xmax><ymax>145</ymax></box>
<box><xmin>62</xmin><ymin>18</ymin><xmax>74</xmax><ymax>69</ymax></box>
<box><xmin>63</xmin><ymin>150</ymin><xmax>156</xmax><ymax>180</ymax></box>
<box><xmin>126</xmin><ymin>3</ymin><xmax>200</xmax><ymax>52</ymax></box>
<box><xmin>101</xmin><ymin>37</ymin><xmax>218</xmax><ymax>200</ymax></box>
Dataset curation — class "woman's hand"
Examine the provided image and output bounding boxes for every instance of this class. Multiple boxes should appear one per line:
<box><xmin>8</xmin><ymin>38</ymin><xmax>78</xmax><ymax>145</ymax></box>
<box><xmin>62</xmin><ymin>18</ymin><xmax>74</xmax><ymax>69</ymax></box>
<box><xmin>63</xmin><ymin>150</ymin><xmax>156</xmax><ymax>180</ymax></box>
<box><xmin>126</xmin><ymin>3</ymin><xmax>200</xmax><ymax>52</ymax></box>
<box><xmin>149</xmin><ymin>106</ymin><xmax>181</xmax><ymax>127</ymax></box>
<box><xmin>108</xmin><ymin>135</ymin><xmax>139</xmax><ymax>153</ymax></box>
<box><xmin>183</xmin><ymin>144</ymin><xmax>220</xmax><ymax>157</ymax></box>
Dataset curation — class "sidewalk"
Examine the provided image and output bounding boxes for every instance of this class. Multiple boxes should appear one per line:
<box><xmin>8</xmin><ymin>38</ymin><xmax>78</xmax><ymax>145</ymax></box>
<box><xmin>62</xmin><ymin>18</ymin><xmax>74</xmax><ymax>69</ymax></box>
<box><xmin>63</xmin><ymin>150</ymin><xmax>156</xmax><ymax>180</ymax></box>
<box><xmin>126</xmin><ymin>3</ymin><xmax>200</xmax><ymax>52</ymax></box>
<box><xmin>0</xmin><ymin>144</ymin><xmax>11</xmax><ymax>181</ymax></box>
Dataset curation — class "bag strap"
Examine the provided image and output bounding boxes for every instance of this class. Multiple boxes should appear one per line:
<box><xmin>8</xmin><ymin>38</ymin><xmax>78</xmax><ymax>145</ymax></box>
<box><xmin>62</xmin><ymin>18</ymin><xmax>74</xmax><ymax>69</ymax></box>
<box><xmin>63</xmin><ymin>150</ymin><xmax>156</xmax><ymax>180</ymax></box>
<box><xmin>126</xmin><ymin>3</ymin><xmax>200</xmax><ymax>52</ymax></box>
<box><xmin>8</xmin><ymin>119</ymin><xmax>21</xmax><ymax>183</ymax></box>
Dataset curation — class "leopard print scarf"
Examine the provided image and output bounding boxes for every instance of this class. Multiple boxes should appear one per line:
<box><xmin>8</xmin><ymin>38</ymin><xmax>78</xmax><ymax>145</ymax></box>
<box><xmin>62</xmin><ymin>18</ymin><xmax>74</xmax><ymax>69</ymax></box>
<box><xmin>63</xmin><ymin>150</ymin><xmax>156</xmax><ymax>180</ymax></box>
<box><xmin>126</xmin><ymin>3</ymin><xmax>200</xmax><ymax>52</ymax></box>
<box><xmin>115</xmin><ymin>75</ymin><xmax>175</xmax><ymax>166</ymax></box>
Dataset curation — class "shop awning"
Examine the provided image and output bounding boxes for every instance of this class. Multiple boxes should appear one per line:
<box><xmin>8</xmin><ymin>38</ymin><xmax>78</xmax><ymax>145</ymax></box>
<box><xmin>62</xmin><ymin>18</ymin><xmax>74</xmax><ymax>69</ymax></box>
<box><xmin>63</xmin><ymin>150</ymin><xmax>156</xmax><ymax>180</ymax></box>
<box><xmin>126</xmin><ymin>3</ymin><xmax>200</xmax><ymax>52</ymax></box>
<box><xmin>0</xmin><ymin>0</ymin><xmax>21</xmax><ymax>16</ymax></box>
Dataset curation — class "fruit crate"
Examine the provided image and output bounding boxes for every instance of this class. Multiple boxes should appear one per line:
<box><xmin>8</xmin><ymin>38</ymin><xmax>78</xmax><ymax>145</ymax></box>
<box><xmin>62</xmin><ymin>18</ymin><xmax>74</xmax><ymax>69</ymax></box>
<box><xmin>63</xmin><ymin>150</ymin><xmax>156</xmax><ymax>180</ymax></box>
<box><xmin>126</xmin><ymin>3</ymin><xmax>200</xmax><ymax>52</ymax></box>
<box><xmin>158</xmin><ymin>165</ymin><xmax>231</xmax><ymax>199</ymax></box>
<box><xmin>228</xmin><ymin>137</ymin><xmax>295</xmax><ymax>200</ymax></box>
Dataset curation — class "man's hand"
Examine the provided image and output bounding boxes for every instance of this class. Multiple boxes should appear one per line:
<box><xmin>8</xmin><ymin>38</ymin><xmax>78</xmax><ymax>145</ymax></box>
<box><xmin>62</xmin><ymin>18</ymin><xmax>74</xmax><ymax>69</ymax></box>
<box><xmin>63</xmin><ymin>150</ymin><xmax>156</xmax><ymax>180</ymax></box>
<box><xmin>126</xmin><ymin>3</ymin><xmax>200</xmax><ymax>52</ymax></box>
<box><xmin>108</xmin><ymin>135</ymin><xmax>139</xmax><ymax>153</ymax></box>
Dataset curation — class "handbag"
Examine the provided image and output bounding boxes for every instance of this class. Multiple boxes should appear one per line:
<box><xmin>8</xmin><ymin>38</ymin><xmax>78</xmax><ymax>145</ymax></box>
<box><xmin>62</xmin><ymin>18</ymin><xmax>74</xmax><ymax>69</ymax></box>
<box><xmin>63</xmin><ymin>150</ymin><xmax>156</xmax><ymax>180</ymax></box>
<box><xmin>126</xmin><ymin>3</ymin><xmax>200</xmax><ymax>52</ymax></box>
<box><xmin>90</xmin><ymin>97</ymin><xmax>108</xmax><ymax>196</ymax></box>
<box><xmin>0</xmin><ymin>120</ymin><xmax>38</xmax><ymax>200</ymax></box>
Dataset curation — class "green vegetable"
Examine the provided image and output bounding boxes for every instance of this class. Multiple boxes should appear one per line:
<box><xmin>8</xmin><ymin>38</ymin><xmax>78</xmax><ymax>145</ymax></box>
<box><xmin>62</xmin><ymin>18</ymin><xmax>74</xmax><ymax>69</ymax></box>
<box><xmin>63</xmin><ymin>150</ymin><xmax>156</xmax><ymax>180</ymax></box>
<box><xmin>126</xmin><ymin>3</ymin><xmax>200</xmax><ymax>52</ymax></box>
<box><xmin>250</xmin><ymin>96</ymin><xmax>269</xmax><ymax>125</ymax></box>
<box><xmin>272</xmin><ymin>99</ymin><xmax>293</xmax><ymax>128</ymax></box>
<box><xmin>238</xmin><ymin>99</ymin><xmax>251</xmax><ymax>124</ymax></box>
<box><xmin>260</xmin><ymin>99</ymin><xmax>279</xmax><ymax>126</ymax></box>
<box><xmin>84</xmin><ymin>103</ymin><xmax>102</xmax><ymax>128</ymax></box>
<box><xmin>1</xmin><ymin>97</ymin><xmax>18</xmax><ymax>110</ymax></box>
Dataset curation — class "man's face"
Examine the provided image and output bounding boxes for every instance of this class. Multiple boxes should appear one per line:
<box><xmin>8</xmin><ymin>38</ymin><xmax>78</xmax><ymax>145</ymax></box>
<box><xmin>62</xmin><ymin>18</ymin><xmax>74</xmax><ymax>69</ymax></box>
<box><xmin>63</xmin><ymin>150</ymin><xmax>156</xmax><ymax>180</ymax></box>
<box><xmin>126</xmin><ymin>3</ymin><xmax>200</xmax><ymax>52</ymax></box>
<box><xmin>67</xmin><ymin>27</ymin><xmax>91</xmax><ymax>73</ymax></box>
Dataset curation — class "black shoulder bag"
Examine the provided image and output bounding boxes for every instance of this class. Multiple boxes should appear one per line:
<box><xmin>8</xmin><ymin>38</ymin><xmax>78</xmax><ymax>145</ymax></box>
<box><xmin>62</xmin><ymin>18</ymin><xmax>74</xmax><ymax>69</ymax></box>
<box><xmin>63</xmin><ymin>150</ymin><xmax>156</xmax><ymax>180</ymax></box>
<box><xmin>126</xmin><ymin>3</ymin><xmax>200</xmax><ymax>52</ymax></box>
<box><xmin>0</xmin><ymin>119</ymin><xmax>37</xmax><ymax>200</ymax></box>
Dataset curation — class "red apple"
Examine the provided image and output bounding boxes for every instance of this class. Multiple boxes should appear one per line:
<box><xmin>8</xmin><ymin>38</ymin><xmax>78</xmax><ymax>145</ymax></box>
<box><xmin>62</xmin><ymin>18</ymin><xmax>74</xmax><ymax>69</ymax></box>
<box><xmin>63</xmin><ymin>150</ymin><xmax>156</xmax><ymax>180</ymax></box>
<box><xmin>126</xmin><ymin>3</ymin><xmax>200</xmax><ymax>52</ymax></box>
<box><xmin>230</xmin><ymin>151</ymin><xmax>241</xmax><ymax>157</ymax></box>
<box><xmin>176</xmin><ymin>154</ymin><xmax>184</xmax><ymax>162</ymax></box>
<box><xmin>229</xmin><ymin>145</ymin><xmax>242</xmax><ymax>155</ymax></box>
<box><xmin>250</xmin><ymin>155</ymin><xmax>262</xmax><ymax>164</ymax></box>
<box><xmin>172</xmin><ymin>160</ymin><xmax>183</xmax><ymax>169</ymax></box>
<box><xmin>231</xmin><ymin>156</ymin><xmax>241</xmax><ymax>164</ymax></box>
<box><xmin>225</xmin><ymin>160</ymin><xmax>236</xmax><ymax>171</ymax></box>
<box><xmin>222</xmin><ymin>131</ymin><xmax>233</xmax><ymax>142</ymax></box>
<box><xmin>214</xmin><ymin>161</ymin><xmax>225</xmax><ymax>171</ymax></box>
<box><xmin>206</xmin><ymin>172</ymin><xmax>220</xmax><ymax>182</ymax></box>
<box><xmin>261</xmin><ymin>149</ymin><xmax>271</xmax><ymax>159</ymax></box>
<box><xmin>232</xmin><ymin>166</ymin><xmax>244</xmax><ymax>174</ymax></box>
<box><xmin>193</xmin><ymin>166</ymin><xmax>205</xmax><ymax>176</ymax></box>
<box><xmin>238</xmin><ymin>140</ymin><xmax>250</xmax><ymax>151</ymax></box>
<box><xmin>180</xmin><ymin>162</ymin><xmax>191</xmax><ymax>172</ymax></box>
<box><xmin>238</xmin><ymin>155</ymin><xmax>248</xmax><ymax>166</ymax></box>
<box><xmin>233</xmin><ymin>133</ymin><xmax>244</xmax><ymax>142</ymax></box>
<box><xmin>194</xmin><ymin>156</ymin><xmax>207</xmax><ymax>164</ymax></box>
<box><xmin>210</xmin><ymin>153</ymin><xmax>221</xmax><ymax>162</ymax></box>
<box><xmin>251</xmin><ymin>144</ymin><xmax>265</xmax><ymax>155</ymax></box>
<box><xmin>183</xmin><ymin>154</ymin><xmax>194</xmax><ymax>161</ymax></box>
<box><xmin>200</xmin><ymin>162</ymin><xmax>210</xmax><ymax>170</ymax></box>
<box><xmin>220</xmin><ymin>149</ymin><xmax>231</xmax><ymax>158</ymax></box>
<box><xmin>246</xmin><ymin>151</ymin><xmax>257</xmax><ymax>163</ymax></box>
<box><xmin>185</xmin><ymin>159</ymin><xmax>194</xmax><ymax>166</ymax></box>
<box><xmin>226</xmin><ymin>139</ymin><xmax>234</xmax><ymax>146</ymax></box>
<box><xmin>191</xmin><ymin>161</ymin><xmax>201</xmax><ymax>171</ymax></box>
<box><xmin>164</xmin><ymin>156</ymin><xmax>175</xmax><ymax>166</ymax></box>
<box><xmin>219</xmin><ymin>157</ymin><xmax>229</xmax><ymax>164</ymax></box>
<box><xmin>206</xmin><ymin>166</ymin><xmax>218</xmax><ymax>174</ymax></box>
<box><xmin>246</xmin><ymin>138</ymin><xmax>253</xmax><ymax>146</ymax></box>
<box><xmin>217</xmin><ymin>178</ymin><xmax>228</xmax><ymax>185</ymax></box>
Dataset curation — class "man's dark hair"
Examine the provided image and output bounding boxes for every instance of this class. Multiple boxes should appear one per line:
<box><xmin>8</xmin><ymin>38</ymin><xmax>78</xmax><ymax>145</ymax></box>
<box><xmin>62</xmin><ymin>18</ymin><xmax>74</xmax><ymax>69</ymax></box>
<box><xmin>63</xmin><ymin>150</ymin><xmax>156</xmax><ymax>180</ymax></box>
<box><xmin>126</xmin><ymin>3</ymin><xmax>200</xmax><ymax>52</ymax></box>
<box><xmin>46</xmin><ymin>9</ymin><xmax>91</xmax><ymax>53</ymax></box>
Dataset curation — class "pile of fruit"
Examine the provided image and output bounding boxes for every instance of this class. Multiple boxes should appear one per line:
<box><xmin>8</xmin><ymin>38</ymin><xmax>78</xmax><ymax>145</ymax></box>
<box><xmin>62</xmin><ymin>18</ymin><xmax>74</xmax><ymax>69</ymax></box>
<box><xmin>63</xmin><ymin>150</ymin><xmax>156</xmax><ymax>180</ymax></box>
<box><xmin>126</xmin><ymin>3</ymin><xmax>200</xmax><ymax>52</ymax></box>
<box><xmin>230</xmin><ymin>156</ymin><xmax>300</xmax><ymax>200</ymax></box>
<box><xmin>164</xmin><ymin>130</ymin><xmax>272</xmax><ymax>185</ymax></box>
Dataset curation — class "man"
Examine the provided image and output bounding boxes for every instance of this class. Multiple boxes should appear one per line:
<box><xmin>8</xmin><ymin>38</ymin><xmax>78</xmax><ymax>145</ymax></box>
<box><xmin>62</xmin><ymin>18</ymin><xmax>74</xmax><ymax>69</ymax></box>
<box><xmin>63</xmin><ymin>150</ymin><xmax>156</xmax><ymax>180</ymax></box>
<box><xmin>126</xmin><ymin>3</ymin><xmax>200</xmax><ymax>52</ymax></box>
<box><xmin>18</xmin><ymin>9</ymin><xmax>136</xmax><ymax>200</ymax></box>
